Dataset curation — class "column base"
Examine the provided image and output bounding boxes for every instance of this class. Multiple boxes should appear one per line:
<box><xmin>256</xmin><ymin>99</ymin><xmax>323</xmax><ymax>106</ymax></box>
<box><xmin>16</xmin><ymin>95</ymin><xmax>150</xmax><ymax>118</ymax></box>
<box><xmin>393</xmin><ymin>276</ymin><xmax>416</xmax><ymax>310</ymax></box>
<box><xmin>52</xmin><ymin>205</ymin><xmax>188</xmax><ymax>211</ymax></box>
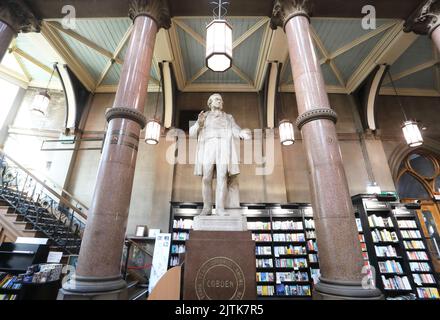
<box><xmin>57</xmin><ymin>275</ymin><xmax>128</xmax><ymax>300</ymax></box>
<box><xmin>313</xmin><ymin>278</ymin><xmax>384</xmax><ymax>300</ymax></box>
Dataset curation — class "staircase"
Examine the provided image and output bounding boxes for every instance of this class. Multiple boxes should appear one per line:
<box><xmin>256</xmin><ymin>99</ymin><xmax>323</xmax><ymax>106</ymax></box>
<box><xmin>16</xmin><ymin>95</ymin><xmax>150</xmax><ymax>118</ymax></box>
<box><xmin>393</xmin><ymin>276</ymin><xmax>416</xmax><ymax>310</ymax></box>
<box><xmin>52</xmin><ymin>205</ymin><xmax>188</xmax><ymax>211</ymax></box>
<box><xmin>0</xmin><ymin>150</ymin><xmax>87</xmax><ymax>254</ymax></box>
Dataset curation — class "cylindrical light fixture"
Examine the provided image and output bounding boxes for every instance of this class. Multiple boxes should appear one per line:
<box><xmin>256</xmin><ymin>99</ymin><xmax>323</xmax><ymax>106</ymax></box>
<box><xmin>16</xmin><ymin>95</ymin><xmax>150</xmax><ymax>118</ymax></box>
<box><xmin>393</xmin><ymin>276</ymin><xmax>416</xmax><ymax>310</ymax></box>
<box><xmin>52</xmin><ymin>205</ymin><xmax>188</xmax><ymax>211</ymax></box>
<box><xmin>30</xmin><ymin>91</ymin><xmax>50</xmax><ymax>116</ymax></box>
<box><xmin>206</xmin><ymin>19</ymin><xmax>232</xmax><ymax>72</ymax></box>
<box><xmin>402</xmin><ymin>120</ymin><xmax>423</xmax><ymax>148</ymax></box>
<box><xmin>279</xmin><ymin>120</ymin><xmax>295</xmax><ymax>146</ymax></box>
<box><xmin>145</xmin><ymin>119</ymin><xmax>161</xmax><ymax>145</ymax></box>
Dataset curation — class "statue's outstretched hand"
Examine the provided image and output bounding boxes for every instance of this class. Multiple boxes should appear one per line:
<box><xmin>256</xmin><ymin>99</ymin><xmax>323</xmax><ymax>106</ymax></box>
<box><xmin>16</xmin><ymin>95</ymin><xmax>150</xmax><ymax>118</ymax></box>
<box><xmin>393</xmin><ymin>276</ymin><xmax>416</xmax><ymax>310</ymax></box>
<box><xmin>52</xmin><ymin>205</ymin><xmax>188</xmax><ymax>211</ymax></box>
<box><xmin>239</xmin><ymin>128</ymin><xmax>252</xmax><ymax>140</ymax></box>
<box><xmin>197</xmin><ymin>111</ymin><xmax>206</xmax><ymax>126</ymax></box>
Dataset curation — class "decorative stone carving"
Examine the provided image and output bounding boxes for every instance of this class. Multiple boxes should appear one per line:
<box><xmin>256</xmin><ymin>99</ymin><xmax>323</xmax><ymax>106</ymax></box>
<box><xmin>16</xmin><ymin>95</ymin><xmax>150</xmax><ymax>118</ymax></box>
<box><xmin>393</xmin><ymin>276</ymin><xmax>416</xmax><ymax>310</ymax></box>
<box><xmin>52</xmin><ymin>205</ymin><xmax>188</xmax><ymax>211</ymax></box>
<box><xmin>128</xmin><ymin>0</ymin><xmax>171</xmax><ymax>29</ymax></box>
<box><xmin>105</xmin><ymin>107</ymin><xmax>147</xmax><ymax>129</ymax></box>
<box><xmin>295</xmin><ymin>108</ymin><xmax>338</xmax><ymax>130</ymax></box>
<box><xmin>270</xmin><ymin>0</ymin><xmax>310</xmax><ymax>30</ymax></box>
<box><xmin>404</xmin><ymin>0</ymin><xmax>440</xmax><ymax>36</ymax></box>
<box><xmin>0</xmin><ymin>0</ymin><xmax>40</xmax><ymax>33</ymax></box>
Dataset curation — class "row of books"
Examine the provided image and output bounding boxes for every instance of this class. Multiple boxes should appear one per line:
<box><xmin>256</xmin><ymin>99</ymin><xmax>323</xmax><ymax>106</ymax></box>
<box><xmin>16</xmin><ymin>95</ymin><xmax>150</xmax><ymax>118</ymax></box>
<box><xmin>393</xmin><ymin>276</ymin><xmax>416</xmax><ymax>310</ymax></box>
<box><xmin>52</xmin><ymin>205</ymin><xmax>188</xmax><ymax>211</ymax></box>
<box><xmin>400</xmin><ymin>230</ymin><xmax>421</xmax><ymax>239</ymax></box>
<box><xmin>413</xmin><ymin>273</ymin><xmax>436</xmax><ymax>285</ymax></box>
<box><xmin>275</xmin><ymin>258</ymin><xmax>308</xmax><ymax>269</ymax></box>
<box><xmin>410</xmin><ymin>262</ymin><xmax>431</xmax><ymax>272</ymax></box>
<box><xmin>248</xmin><ymin>221</ymin><xmax>271</xmax><ymax>230</ymax></box>
<box><xmin>0</xmin><ymin>294</ymin><xmax>17</xmax><ymax>300</ymax></box>
<box><xmin>256</xmin><ymin>246</ymin><xmax>272</xmax><ymax>255</ymax></box>
<box><xmin>378</xmin><ymin>260</ymin><xmax>403</xmax><ymax>274</ymax></box>
<box><xmin>256</xmin><ymin>272</ymin><xmax>274</xmax><ymax>282</ymax></box>
<box><xmin>397</xmin><ymin>220</ymin><xmax>417</xmax><ymax>229</ymax></box>
<box><xmin>375</xmin><ymin>245</ymin><xmax>398</xmax><ymax>257</ymax></box>
<box><xmin>417</xmin><ymin>287</ymin><xmax>439</xmax><ymax>299</ymax></box>
<box><xmin>360</xmin><ymin>243</ymin><xmax>367</xmax><ymax>252</ymax></box>
<box><xmin>403</xmin><ymin>240</ymin><xmax>425</xmax><ymax>250</ymax></box>
<box><xmin>368</xmin><ymin>215</ymin><xmax>394</xmax><ymax>228</ymax></box>
<box><xmin>276</xmin><ymin>271</ymin><xmax>309</xmax><ymax>283</ymax></box>
<box><xmin>257</xmin><ymin>285</ymin><xmax>274</xmax><ymax>296</ymax></box>
<box><xmin>274</xmin><ymin>245</ymin><xmax>306</xmax><ymax>256</ymax></box>
<box><xmin>276</xmin><ymin>284</ymin><xmax>311</xmax><ymax>296</ymax></box>
<box><xmin>304</xmin><ymin>219</ymin><xmax>315</xmax><ymax>229</ymax></box>
<box><xmin>173</xmin><ymin>218</ymin><xmax>193</xmax><ymax>229</ymax></box>
<box><xmin>252</xmin><ymin>233</ymin><xmax>272</xmax><ymax>242</ymax></box>
<box><xmin>356</xmin><ymin>218</ymin><xmax>363</xmax><ymax>232</ymax></box>
<box><xmin>272</xmin><ymin>220</ymin><xmax>303</xmax><ymax>230</ymax></box>
<box><xmin>169</xmin><ymin>256</ymin><xmax>181</xmax><ymax>267</ymax></box>
<box><xmin>256</xmin><ymin>259</ymin><xmax>273</xmax><ymax>268</ymax></box>
<box><xmin>172</xmin><ymin>232</ymin><xmax>189</xmax><ymax>241</ymax></box>
<box><xmin>371</xmin><ymin>229</ymin><xmax>398</xmax><ymax>243</ymax></box>
<box><xmin>273</xmin><ymin>233</ymin><xmax>305</xmax><ymax>242</ymax></box>
<box><xmin>362</xmin><ymin>252</ymin><xmax>369</xmax><ymax>261</ymax></box>
<box><xmin>381</xmin><ymin>275</ymin><xmax>412</xmax><ymax>290</ymax></box>
<box><xmin>171</xmin><ymin>244</ymin><xmax>185</xmax><ymax>254</ymax></box>
<box><xmin>306</xmin><ymin>231</ymin><xmax>316</xmax><ymax>239</ymax></box>
<box><xmin>307</xmin><ymin>240</ymin><xmax>318</xmax><ymax>251</ymax></box>
<box><xmin>358</xmin><ymin>234</ymin><xmax>365</xmax><ymax>242</ymax></box>
<box><xmin>310</xmin><ymin>268</ymin><xmax>321</xmax><ymax>284</ymax></box>
<box><xmin>407</xmin><ymin>251</ymin><xmax>429</xmax><ymax>261</ymax></box>
<box><xmin>0</xmin><ymin>273</ymin><xmax>21</xmax><ymax>290</ymax></box>
<box><xmin>309</xmin><ymin>254</ymin><xmax>318</xmax><ymax>263</ymax></box>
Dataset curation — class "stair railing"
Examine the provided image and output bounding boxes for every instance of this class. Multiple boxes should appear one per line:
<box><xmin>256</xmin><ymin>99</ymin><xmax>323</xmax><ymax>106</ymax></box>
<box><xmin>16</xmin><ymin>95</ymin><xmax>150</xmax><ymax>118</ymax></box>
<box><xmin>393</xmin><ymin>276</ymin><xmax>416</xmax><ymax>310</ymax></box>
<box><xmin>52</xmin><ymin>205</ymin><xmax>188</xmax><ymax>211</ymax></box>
<box><xmin>0</xmin><ymin>149</ymin><xmax>88</xmax><ymax>253</ymax></box>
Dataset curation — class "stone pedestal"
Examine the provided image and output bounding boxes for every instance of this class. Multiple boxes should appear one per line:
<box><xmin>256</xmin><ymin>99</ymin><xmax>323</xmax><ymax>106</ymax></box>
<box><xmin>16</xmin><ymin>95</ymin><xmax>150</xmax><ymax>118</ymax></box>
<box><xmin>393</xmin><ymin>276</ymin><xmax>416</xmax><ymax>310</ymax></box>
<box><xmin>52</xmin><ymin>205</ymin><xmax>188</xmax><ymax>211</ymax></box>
<box><xmin>193</xmin><ymin>214</ymin><xmax>247</xmax><ymax>231</ymax></box>
<box><xmin>183</xmin><ymin>231</ymin><xmax>256</xmax><ymax>300</ymax></box>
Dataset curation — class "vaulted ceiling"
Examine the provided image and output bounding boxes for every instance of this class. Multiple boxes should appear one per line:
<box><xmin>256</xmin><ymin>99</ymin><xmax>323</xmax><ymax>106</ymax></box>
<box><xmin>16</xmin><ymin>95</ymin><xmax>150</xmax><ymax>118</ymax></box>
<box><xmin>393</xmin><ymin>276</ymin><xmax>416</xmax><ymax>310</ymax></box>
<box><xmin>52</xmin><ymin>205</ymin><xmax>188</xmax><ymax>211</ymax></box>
<box><xmin>1</xmin><ymin>13</ymin><xmax>439</xmax><ymax>97</ymax></box>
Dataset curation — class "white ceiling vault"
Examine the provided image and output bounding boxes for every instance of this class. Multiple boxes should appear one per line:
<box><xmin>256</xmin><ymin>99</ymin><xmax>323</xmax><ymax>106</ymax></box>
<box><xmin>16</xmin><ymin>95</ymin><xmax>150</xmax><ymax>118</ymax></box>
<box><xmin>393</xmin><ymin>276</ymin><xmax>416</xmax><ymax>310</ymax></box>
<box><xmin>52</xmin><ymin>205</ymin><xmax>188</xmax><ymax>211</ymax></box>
<box><xmin>0</xmin><ymin>16</ymin><xmax>439</xmax><ymax>97</ymax></box>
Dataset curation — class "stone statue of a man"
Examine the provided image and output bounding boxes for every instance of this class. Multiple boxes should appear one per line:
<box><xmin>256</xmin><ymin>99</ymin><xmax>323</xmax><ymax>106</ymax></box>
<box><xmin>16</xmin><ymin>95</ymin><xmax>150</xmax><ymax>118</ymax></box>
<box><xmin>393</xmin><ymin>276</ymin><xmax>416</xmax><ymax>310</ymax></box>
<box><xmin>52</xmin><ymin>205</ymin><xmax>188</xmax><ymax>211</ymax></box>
<box><xmin>189</xmin><ymin>93</ymin><xmax>251</xmax><ymax>216</ymax></box>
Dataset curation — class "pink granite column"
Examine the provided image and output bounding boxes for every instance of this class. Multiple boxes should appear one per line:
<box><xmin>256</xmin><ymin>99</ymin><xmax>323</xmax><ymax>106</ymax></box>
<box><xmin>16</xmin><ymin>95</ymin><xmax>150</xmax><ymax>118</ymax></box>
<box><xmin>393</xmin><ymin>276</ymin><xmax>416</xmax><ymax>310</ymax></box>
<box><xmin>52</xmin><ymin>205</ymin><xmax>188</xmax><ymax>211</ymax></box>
<box><xmin>272</xmin><ymin>1</ymin><xmax>382</xmax><ymax>299</ymax></box>
<box><xmin>0</xmin><ymin>21</ymin><xmax>15</xmax><ymax>60</ymax></box>
<box><xmin>431</xmin><ymin>27</ymin><xmax>440</xmax><ymax>53</ymax></box>
<box><xmin>60</xmin><ymin>0</ymin><xmax>170</xmax><ymax>299</ymax></box>
<box><xmin>0</xmin><ymin>1</ymin><xmax>39</xmax><ymax>60</ymax></box>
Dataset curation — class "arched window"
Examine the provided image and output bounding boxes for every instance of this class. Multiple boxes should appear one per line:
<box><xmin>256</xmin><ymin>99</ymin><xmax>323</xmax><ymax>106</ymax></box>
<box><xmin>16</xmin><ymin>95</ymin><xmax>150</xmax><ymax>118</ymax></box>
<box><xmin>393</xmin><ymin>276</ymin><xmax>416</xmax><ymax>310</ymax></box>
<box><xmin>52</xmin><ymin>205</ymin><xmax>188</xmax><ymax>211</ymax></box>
<box><xmin>397</xmin><ymin>151</ymin><xmax>440</xmax><ymax>200</ymax></box>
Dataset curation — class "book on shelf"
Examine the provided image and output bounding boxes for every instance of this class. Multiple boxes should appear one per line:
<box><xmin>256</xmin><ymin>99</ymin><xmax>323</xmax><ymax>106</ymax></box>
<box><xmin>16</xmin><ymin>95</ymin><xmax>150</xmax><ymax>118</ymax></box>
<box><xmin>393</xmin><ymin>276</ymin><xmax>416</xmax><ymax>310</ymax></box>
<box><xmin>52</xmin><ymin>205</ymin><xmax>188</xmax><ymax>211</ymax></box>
<box><xmin>356</xmin><ymin>218</ymin><xmax>363</xmax><ymax>232</ymax></box>
<box><xmin>306</xmin><ymin>240</ymin><xmax>318</xmax><ymax>251</ymax></box>
<box><xmin>304</xmin><ymin>219</ymin><xmax>315</xmax><ymax>229</ymax></box>
<box><xmin>274</xmin><ymin>245</ymin><xmax>306</xmax><ymax>257</ymax></box>
<box><xmin>368</xmin><ymin>214</ymin><xmax>394</xmax><ymax>228</ymax></box>
<box><xmin>256</xmin><ymin>259</ymin><xmax>273</xmax><ymax>268</ymax></box>
<box><xmin>0</xmin><ymin>273</ymin><xmax>22</xmax><ymax>290</ymax></box>
<box><xmin>416</xmin><ymin>287</ymin><xmax>439</xmax><ymax>299</ymax></box>
<box><xmin>171</xmin><ymin>244</ymin><xmax>185</xmax><ymax>254</ymax></box>
<box><xmin>310</xmin><ymin>268</ymin><xmax>321</xmax><ymax>285</ymax></box>
<box><xmin>172</xmin><ymin>232</ymin><xmax>189</xmax><ymax>241</ymax></box>
<box><xmin>413</xmin><ymin>273</ymin><xmax>436</xmax><ymax>285</ymax></box>
<box><xmin>407</xmin><ymin>251</ymin><xmax>429</xmax><ymax>261</ymax></box>
<box><xmin>381</xmin><ymin>275</ymin><xmax>412</xmax><ymax>290</ymax></box>
<box><xmin>306</xmin><ymin>231</ymin><xmax>316</xmax><ymax>239</ymax></box>
<box><xmin>276</xmin><ymin>271</ymin><xmax>309</xmax><ymax>283</ymax></box>
<box><xmin>173</xmin><ymin>218</ymin><xmax>193</xmax><ymax>229</ymax></box>
<box><xmin>256</xmin><ymin>246</ymin><xmax>272</xmax><ymax>255</ymax></box>
<box><xmin>248</xmin><ymin>221</ymin><xmax>271</xmax><ymax>230</ymax></box>
<box><xmin>308</xmin><ymin>254</ymin><xmax>318</xmax><ymax>263</ymax></box>
<box><xmin>275</xmin><ymin>258</ymin><xmax>308</xmax><ymax>269</ymax></box>
<box><xmin>409</xmin><ymin>262</ymin><xmax>431</xmax><ymax>272</ymax></box>
<box><xmin>378</xmin><ymin>260</ymin><xmax>403</xmax><ymax>274</ymax></box>
<box><xmin>256</xmin><ymin>272</ymin><xmax>274</xmax><ymax>282</ymax></box>
<box><xmin>272</xmin><ymin>220</ymin><xmax>303</xmax><ymax>231</ymax></box>
<box><xmin>276</xmin><ymin>284</ymin><xmax>311</xmax><ymax>296</ymax></box>
<box><xmin>273</xmin><ymin>233</ymin><xmax>305</xmax><ymax>242</ymax></box>
<box><xmin>252</xmin><ymin>233</ymin><xmax>272</xmax><ymax>242</ymax></box>
<box><xmin>0</xmin><ymin>294</ymin><xmax>18</xmax><ymax>300</ymax></box>
<box><xmin>397</xmin><ymin>220</ymin><xmax>417</xmax><ymax>229</ymax></box>
<box><xmin>257</xmin><ymin>285</ymin><xmax>274</xmax><ymax>296</ymax></box>
<box><xmin>403</xmin><ymin>240</ymin><xmax>425</xmax><ymax>250</ymax></box>
<box><xmin>400</xmin><ymin>230</ymin><xmax>421</xmax><ymax>239</ymax></box>
<box><xmin>375</xmin><ymin>245</ymin><xmax>398</xmax><ymax>257</ymax></box>
<box><xmin>371</xmin><ymin>229</ymin><xmax>398</xmax><ymax>243</ymax></box>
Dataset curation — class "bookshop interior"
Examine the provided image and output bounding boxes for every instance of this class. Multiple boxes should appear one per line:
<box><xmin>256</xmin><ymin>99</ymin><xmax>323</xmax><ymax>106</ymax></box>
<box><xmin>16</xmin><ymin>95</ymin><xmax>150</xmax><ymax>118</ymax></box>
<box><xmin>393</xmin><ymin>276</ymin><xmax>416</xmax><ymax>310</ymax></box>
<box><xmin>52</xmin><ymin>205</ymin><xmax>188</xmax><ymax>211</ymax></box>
<box><xmin>1</xmin><ymin>0</ymin><xmax>440</xmax><ymax>302</ymax></box>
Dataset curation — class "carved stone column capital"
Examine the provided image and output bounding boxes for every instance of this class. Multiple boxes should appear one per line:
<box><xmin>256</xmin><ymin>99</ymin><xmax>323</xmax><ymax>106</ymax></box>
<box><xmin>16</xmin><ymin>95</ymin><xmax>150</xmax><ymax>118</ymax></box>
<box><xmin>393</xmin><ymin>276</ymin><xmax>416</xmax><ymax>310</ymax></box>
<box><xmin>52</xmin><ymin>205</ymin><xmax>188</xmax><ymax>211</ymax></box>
<box><xmin>404</xmin><ymin>0</ymin><xmax>440</xmax><ymax>36</ymax></box>
<box><xmin>129</xmin><ymin>0</ymin><xmax>171</xmax><ymax>29</ymax></box>
<box><xmin>0</xmin><ymin>0</ymin><xmax>40</xmax><ymax>34</ymax></box>
<box><xmin>270</xmin><ymin>0</ymin><xmax>311</xmax><ymax>30</ymax></box>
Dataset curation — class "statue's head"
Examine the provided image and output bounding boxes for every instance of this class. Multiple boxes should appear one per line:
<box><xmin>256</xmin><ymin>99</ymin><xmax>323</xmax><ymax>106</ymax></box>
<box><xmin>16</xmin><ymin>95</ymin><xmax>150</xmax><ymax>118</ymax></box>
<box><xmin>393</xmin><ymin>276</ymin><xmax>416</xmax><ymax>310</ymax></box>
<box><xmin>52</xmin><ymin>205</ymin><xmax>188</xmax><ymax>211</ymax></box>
<box><xmin>207</xmin><ymin>93</ymin><xmax>223</xmax><ymax>111</ymax></box>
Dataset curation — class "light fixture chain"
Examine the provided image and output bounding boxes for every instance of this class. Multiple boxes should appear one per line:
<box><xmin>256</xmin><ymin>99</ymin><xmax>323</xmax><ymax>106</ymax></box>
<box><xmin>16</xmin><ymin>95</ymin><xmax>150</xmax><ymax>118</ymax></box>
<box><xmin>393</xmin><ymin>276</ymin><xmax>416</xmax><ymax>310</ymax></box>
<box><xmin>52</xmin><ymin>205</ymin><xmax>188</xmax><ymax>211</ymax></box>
<box><xmin>387</xmin><ymin>68</ymin><xmax>408</xmax><ymax>121</ymax></box>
